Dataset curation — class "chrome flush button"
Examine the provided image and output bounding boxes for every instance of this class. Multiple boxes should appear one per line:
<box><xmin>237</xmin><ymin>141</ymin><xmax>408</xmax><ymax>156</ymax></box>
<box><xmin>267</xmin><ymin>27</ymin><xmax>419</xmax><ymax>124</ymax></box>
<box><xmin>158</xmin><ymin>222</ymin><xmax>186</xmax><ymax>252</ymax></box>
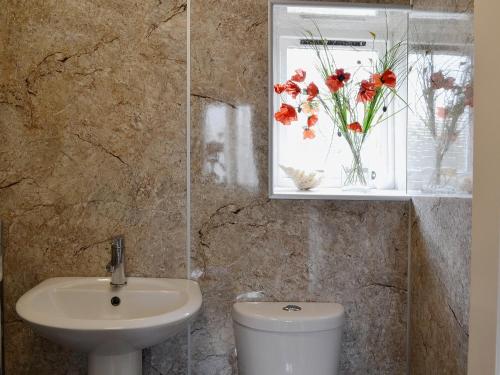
<box><xmin>283</xmin><ymin>304</ymin><xmax>302</xmax><ymax>312</ymax></box>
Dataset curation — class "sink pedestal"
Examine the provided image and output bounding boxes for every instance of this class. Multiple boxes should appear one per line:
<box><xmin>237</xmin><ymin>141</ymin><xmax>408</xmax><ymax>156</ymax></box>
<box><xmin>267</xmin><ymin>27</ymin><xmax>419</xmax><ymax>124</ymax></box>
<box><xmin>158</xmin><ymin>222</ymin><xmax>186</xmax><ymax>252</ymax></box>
<box><xmin>88</xmin><ymin>351</ymin><xmax>142</xmax><ymax>375</ymax></box>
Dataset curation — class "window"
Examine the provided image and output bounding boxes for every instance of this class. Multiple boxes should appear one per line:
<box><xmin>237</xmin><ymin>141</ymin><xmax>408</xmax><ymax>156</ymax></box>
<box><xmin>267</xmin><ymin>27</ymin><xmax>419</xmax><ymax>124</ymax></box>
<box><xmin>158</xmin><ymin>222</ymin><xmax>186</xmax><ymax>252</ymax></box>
<box><xmin>269</xmin><ymin>3</ymin><xmax>473</xmax><ymax>199</ymax></box>
<box><xmin>406</xmin><ymin>11</ymin><xmax>474</xmax><ymax>195</ymax></box>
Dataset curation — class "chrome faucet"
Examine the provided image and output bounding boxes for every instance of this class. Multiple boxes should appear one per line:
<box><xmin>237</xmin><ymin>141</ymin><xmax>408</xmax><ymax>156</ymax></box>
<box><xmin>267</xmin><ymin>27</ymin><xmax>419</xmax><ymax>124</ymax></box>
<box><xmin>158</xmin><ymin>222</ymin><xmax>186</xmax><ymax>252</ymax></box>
<box><xmin>106</xmin><ymin>236</ymin><xmax>127</xmax><ymax>286</ymax></box>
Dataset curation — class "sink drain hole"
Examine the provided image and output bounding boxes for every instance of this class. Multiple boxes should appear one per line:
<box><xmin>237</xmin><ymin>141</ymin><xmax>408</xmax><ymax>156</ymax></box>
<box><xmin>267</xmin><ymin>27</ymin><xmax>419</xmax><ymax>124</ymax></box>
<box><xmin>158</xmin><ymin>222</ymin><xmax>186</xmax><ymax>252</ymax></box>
<box><xmin>111</xmin><ymin>296</ymin><xmax>121</xmax><ymax>306</ymax></box>
<box><xmin>283</xmin><ymin>304</ymin><xmax>302</xmax><ymax>312</ymax></box>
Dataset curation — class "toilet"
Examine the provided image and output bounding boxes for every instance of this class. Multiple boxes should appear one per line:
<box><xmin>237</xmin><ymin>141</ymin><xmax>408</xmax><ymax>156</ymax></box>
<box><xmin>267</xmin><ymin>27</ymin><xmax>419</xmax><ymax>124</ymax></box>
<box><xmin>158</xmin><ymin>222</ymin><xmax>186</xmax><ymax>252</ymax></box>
<box><xmin>232</xmin><ymin>302</ymin><xmax>344</xmax><ymax>375</ymax></box>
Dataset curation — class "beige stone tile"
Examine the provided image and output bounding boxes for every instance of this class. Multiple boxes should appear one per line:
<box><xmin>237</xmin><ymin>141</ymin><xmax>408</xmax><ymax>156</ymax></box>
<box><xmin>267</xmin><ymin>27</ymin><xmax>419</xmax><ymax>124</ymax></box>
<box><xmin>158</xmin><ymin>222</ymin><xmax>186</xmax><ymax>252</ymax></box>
<box><xmin>190</xmin><ymin>200</ymin><xmax>409</xmax><ymax>374</ymax></box>
<box><xmin>0</xmin><ymin>0</ymin><xmax>188</xmax><ymax>373</ymax></box>
<box><xmin>0</xmin><ymin>0</ymin><xmax>473</xmax><ymax>373</ymax></box>
<box><xmin>413</xmin><ymin>0</ymin><xmax>473</xmax><ymax>12</ymax></box>
<box><xmin>191</xmin><ymin>2</ymin><xmax>410</xmax><ymax>373</ymax></box>
<box><xmin>410</xmin><ymin>197</ymin><xmax>471</xmax><ymax>375</ymax></box>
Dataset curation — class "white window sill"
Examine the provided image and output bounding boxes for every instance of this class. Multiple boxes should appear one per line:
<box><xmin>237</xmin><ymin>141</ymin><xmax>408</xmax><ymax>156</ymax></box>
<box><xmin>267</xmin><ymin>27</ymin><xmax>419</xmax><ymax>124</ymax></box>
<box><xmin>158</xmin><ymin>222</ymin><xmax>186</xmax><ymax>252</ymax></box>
<box><xmin>271</xmin><ymin>187</ymin><xmax>409</xmax><ymax>201</ymax></box>
<box><xmin>271</xmin><ymin>187</ymin><xmax>472</xmax><ymax>201</ymax></box>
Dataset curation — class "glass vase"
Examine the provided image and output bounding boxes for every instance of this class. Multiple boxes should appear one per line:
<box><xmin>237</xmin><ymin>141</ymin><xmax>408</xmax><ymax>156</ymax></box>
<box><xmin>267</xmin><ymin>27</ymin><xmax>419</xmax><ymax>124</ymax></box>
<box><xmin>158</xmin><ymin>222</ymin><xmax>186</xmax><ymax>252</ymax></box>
<box><xmin>423</xmin><ymin>146</ymin><xmax>457</xmax><ymax>194</ymax></box>
<box><xmin>341</xmin><ymin>141</ymin><xmax>371</xmax><ymax>192</ymax></box>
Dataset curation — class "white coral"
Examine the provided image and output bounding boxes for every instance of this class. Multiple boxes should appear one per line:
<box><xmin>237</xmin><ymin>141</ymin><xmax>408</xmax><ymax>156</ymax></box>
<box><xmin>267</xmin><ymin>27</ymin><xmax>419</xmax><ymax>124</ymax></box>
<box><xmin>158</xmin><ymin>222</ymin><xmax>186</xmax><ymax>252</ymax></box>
<box><xmin>280</xmin><ymin>165</ymin><xmax>323</xmax><ymax>191</ymax></box>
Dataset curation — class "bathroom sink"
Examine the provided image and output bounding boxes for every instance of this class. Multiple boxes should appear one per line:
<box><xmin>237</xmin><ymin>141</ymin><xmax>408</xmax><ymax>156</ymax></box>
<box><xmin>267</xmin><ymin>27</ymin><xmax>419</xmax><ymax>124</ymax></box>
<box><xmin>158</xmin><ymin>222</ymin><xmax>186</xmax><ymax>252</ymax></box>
<box><xmin>16</xmin><ymin>277</ymin><xmax>202</xmax><ymax>375</ymax></box>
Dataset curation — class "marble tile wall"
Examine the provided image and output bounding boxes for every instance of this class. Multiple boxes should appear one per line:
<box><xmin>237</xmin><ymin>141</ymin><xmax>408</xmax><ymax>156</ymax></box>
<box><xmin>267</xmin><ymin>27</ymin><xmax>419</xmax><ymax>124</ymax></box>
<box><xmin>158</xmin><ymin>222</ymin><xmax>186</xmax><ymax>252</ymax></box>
<box><xmin>410</xmin><ymin>198</ymin><xmax>471</xmax><ymax>374</ymax></box>
<box><xmin>0</xmin><ymin>0</ymin><xmax>472</xmax><ymax>374</ymax></box>
<box><xmin>413</xmin><ymin>0</ymin><xmax>473</xmax><ymax>12</ymax></box>
<box><xmin>0</xmin><ymin>0</ymin><xmax>188</xmax><ymax>374</ymax></box>
<box><xmin>190</xmin><ymin>0</ymin><xmax>410</xmax><ymax>374</ymax></box>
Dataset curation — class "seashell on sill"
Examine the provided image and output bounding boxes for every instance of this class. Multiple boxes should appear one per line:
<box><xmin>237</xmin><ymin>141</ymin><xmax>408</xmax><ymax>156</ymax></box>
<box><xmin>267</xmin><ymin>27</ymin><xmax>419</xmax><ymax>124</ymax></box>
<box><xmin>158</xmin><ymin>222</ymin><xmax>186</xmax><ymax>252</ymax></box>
<box><xmin>279</xmin><ymin>165</ymin><xmax>323</xmax><ymax>191</ymax></box>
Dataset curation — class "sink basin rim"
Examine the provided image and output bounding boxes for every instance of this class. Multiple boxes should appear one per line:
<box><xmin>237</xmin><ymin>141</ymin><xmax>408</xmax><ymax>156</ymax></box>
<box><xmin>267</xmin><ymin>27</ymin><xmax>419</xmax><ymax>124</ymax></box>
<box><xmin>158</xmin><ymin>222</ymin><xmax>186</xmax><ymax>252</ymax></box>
<box><xmin>16</xmin><ymin>277</ymin><xmax>202</xmax><ymax>331</ymax></box>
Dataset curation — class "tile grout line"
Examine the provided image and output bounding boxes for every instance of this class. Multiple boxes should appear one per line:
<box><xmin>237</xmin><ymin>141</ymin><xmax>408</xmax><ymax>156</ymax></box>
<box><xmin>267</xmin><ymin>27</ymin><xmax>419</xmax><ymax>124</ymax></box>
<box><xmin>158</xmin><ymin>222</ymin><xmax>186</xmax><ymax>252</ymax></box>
<box><xmin>406</xmin><ymin>199</ymin><xmax>413</xmax><ymax>375</ymax></box>
<box><xmin>185</xmin><ymin>0</ymin><xmax>191</xmax><ymax>292</ymax></box>
<box><xmin>405</xmin><ymin>7</ymin><xmax>412</xmax><ymax>374</ymax></box>
<box><xmin>186</xmin><ymin>0</ymin><xmax>192</xmax><ymax>373</ymax></box>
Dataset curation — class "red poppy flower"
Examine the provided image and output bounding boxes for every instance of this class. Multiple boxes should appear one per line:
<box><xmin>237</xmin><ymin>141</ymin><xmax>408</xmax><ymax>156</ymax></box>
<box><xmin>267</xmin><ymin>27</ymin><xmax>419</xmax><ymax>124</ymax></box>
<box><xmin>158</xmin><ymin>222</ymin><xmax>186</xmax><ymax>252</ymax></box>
<box><xmin>291</xmin><ymin>69</ymin><xmax>306</xmax><ymax>83</ymax></box>
<box><xmin>436</xmin><ymin>107</ymin><xmax>448</xmax><ymax>119</ymax></box>
<box><xmin>430</xmin><ymin>71</ymin><xmax>456</xmax><ymax>90</ymax></box>
<box><xmin>306</xmin><ymin>82</ymin><xmax>319</xmax><ymax>101</ymax></box>
<box><xmin>443</xmin><ymin>77</ymin><xmax>455</xmax><ymax>90</ymax></box>
<box><xmin>373</xmin><ymin>69</ymin><xmax>397</xmax><ymax>89</ymax></box>
<box><xmin>325</xmin><ymin>69</ymin><xmax>351</xmax><ymax>93</ymax></box>
<box><xmin>357</xmin><ymin>80</ymin><xmax>376</xmax><ymax>103</ymax></box>
<box><xmin>347</xmin><ymin>122</ymin><xmax>363</xmax><ymax>133</ymax></box>
<box><xmin>274</xmin><ymin>83</ymin><xmax>286</xmax><ymax>94</ymax></box>
<box><xmin>274</xmin><ymin>103</ymin><xmax>298</xmax><ymax>125</ymax></box>
<box><xmin>307</xmin><ymin>114</ymin><xmax>318</xmax><ymax>127</ymax></box>
<box><xmin>430</xmin><ymin>71</ymin><xmax>446</xmax><ymax>89</ymax></box>
<box><xmin>464</xmin><ymin>84</ymin><xmax>473</xmax><ymax>107</ymax></box>
<box><xmin>284</xmin><ymin>80</ymin><xmax>301</xmax><ymax>99</ymax></box>
<box><xmin>303</xmin><ymin>128</ymin><xmax>315</xmax><ymax>139</ymax></box>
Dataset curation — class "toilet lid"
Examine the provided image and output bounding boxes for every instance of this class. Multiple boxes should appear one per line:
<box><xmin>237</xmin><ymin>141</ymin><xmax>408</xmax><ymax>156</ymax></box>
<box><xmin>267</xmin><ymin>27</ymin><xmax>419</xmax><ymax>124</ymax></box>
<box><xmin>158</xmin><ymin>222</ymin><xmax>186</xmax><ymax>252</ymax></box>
<box><xmin>232</xmin><ymin>302</ymin><xmax>344</xmax><ymax>332</ymax></box>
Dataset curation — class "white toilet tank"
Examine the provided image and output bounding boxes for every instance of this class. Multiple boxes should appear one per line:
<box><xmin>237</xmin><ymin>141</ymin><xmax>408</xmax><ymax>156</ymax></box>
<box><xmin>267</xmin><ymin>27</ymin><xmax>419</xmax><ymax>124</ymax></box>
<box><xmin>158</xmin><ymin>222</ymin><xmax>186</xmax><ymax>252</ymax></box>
<box><xmin>232</xmin><ymin>302</ymin><xmax>344</xmax><ymax>375</ymax></box>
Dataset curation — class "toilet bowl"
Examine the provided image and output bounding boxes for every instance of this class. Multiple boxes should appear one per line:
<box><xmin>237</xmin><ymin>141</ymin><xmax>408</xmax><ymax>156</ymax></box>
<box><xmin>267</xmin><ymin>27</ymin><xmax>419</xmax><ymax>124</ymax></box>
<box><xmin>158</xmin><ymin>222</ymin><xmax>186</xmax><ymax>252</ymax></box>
<box><xmin>232</xmin><ymin>302</ymin><xmax>344</xmax><ymax>375</ymax></box>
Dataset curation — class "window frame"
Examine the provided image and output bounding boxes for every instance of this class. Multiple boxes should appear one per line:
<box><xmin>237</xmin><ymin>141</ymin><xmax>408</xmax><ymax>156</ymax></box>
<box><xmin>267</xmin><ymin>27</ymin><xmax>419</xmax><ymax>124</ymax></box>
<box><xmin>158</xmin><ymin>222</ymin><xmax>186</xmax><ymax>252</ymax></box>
<box><xmin>268</xmin><ymin>0</ymin><xmax>411</xmax><ymax>200</ymax></box>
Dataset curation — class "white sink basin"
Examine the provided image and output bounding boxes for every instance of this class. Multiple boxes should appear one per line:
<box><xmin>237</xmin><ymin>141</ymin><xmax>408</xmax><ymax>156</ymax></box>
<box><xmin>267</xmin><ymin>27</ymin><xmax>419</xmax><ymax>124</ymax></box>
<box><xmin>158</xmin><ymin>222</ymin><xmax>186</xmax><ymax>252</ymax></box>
<box><xmin>16</xmin><ymin>277</ymin><xmax>202</xmax><ymax>375</ymax></box>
